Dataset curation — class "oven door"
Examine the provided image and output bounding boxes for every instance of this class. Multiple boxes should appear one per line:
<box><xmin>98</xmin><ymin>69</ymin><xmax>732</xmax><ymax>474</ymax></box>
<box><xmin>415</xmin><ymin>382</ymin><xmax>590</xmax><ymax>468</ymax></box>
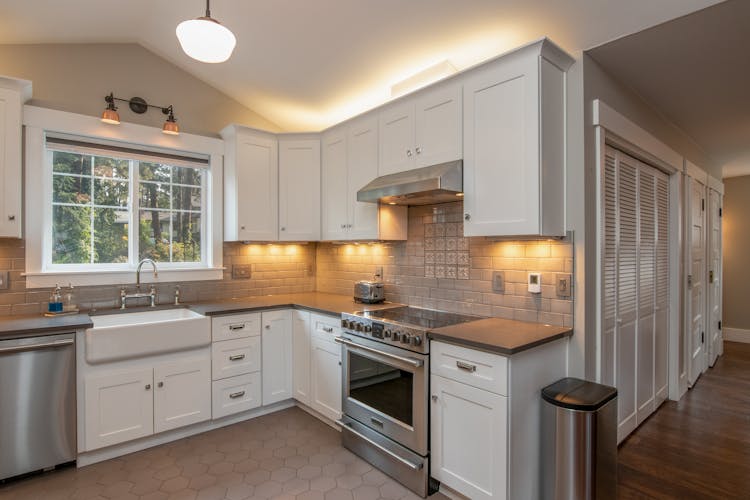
<box><xmin>336</xmin><ymin>334</ymin><xmax>428</xmax><ymax>455</ymax></box>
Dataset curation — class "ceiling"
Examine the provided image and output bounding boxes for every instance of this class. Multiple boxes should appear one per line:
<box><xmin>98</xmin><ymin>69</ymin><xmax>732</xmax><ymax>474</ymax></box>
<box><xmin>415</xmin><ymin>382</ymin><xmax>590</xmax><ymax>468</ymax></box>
<box><xmin>588</xmin><ymin>0</ymin><xmax>749</xmax><ymax>177</ymax></box>
<box><xmin>0</xmin><ymin>0</ymin><xmax>723</xmax><ymax>131</ymax></box>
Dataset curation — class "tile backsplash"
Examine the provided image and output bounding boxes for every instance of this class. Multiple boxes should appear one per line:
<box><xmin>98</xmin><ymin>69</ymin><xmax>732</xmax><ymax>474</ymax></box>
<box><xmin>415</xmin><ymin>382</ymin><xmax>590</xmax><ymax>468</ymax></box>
<box><xmin>316</xmin><ymin>202</ymin><xmax>574</xmax><ymax>326</ymax></box>
<box><xmin>0</xmin><ymin>202</ymin><xmax>573</xmax><ymax>326</ymax></box>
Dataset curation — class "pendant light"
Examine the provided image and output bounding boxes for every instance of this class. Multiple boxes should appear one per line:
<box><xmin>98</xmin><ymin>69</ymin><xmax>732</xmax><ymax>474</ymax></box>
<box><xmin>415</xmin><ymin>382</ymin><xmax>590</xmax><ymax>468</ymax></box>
<box><xmin>176</xmin><ymin>0</ymin><xmax>236</xmax><ymax>63</ymax></box>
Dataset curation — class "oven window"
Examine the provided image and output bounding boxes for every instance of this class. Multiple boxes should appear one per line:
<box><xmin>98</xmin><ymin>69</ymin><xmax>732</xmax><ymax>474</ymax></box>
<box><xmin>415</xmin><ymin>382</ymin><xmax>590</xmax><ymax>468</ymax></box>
<box><xmin>348</xmin><ymin>351</ymin><xmax>413</xmax><ymax>426</ymax></box>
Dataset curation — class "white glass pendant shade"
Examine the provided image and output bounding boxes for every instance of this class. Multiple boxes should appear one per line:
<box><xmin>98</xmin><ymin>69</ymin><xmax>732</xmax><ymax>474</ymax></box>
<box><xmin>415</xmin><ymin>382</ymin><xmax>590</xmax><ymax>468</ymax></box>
<box><xmin>176</xmin><ymin>17</ymin><xmax>236</xmax><ymax>63</ymax></box>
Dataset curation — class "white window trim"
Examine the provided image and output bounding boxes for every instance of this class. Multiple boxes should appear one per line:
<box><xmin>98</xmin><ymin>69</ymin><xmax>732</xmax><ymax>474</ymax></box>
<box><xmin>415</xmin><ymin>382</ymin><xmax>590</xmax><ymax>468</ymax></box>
<box><xmin>23</xmin><ymin>105</ymin><xmax>224</xmax><ymax>288</ymax></box>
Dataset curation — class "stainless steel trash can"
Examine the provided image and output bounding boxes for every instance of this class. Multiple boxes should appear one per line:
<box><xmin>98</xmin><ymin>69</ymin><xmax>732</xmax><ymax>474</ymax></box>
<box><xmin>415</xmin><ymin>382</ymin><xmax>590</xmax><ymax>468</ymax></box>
<box><xmin>541</xmin><ymin>377</ymin><xmax>617</xmax><ymax>500</ymax></box>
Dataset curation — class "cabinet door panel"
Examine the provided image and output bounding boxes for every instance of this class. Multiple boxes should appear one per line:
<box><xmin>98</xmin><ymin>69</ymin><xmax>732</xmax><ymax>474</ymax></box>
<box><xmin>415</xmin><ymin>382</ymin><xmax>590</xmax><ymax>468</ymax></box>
<box><xmin>235</xmin><ymin>132</ymin><xmax>278</xmax><ymax>241</ymax></box>
<box><xmin>431</xmin><ymin>374</ymin><xmax>507</xmax><ymax>500</ymax></box>
<box><xmin>84</xmin><ymin>368</ymin><xmax>154</xmax><ymax>451</ymax></box>
<box><xmin>311</xmin><ymin>335</ymin><xmax>342</xmax><ymax>422</ymax></box>
<box><xmin>347</xmin><ymin>116</ymin><xmax>380</xmax><ymax>239</ymax></box>
<box><xmin>378</xmin><ymin>101</ymin><xmax>415</xmax><ymax>176</ymax></box>
<box><xmin>262</xmin><ymin>310</ymin><xmax>293</xmax><ymax>405</ymax></box>
<box><xmin>463</xmin><ymin>55</ymin><xmax>539</xmax><ymax>236</ymax></box>
<box><xmin>0</xmin><ymin>88</ymin><xmax>23</xmax><ymax>237</ymax></box>
<box><xmin>414</xmin><ymin>84</ymin><xmax>462</xmax><ymax>168</ymax></box>
<box><xmin>321</xmin><ymin>130</ymin><xmax>349</xmax><ymax>240</ymax></box>
<box><xmin>279</xmin><ymin>139</ymin><xmax>321</xmax><ymax>241</ymax></box>
<box><xmin>292</xmin><ymin>310</ymin><xmax>312</xmax><ymax>405</ymax></box>
<box><xmin>154</xmin><ymin>356</ymin><xmax>211</xmax><ymax>433</ymax></box>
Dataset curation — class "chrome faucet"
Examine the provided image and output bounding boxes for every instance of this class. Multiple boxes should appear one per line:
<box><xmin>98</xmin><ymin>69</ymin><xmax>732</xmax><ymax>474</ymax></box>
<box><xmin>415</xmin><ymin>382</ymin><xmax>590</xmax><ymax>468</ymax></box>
<box><xmin>120</xmin><ymin>259</ymin><xmax>159</xmax><ymax>309</ymax></box>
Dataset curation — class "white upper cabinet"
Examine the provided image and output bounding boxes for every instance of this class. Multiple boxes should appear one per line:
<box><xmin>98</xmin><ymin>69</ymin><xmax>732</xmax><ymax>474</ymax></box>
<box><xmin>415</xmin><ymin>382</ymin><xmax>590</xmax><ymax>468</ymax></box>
<box><xmin>378</xmin><ymin>83</ymin><xmax>462</xmax><ymax>176</ymax></box>
<box><xmin>221</xmin><ymin>125</ymin><xmax>278</xmax><ymax>241</ymax></box>
<box><xmin>0</xmin><ymin>77</ymin><xmax>31</xmax><ymax>238</ymax></box>
<box><xmin>321</xmin><ymin>115</ymin><xmax>407</xmax><ymax>241</ymax></box>
<box><xmin>462</xmin><ymin>39</ymin><xmax>573</xmax><ymax>237</ymax></box>
<box><xmin>278</xmin><ymin>138</ymin><xmax>321</xmax><ymax>241</ymax></box>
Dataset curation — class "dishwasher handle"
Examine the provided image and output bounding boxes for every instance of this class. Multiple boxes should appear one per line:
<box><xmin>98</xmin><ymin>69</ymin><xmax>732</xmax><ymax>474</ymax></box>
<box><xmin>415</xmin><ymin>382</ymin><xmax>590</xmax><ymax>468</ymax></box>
<box><xmin>0</xmin><ymin>338</ymin><xmax>74</xmax><ymax>354</ymax></box>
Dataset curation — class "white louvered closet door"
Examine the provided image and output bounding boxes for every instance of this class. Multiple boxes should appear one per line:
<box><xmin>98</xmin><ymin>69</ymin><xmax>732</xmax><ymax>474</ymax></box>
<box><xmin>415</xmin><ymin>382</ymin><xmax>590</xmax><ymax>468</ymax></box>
<box><xmin>602</xmin><ymin>146</ymin><xmax>670</xmax><ymax>443</ymax></box>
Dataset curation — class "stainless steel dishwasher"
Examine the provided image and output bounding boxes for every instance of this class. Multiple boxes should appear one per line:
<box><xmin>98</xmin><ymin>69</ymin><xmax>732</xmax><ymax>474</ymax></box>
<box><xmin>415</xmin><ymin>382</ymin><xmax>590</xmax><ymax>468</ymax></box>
<box><xmin>0</xmin><ymin>332</ymin><xmax>76</xmax><ymax>480</ymax></box>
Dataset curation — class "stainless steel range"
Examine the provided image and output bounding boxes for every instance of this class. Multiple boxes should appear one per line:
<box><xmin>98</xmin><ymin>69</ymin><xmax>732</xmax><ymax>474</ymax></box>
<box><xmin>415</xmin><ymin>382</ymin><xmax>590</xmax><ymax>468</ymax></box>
<box><xmin>336</xmin><ymin>306</ymin><xmax>479</xmax><ymax>497</ymax></box>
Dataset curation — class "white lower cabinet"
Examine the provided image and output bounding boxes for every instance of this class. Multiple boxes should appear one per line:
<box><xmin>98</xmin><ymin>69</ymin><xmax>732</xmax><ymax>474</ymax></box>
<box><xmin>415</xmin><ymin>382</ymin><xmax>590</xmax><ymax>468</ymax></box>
<box><xmin>293</xmin><ymin>310</ymin><xmax>312</xmax><ymax>405</ymax></box>
<box><xmin>262</xmin><ymin>310</ymin><xmax>294</xmax><ymax>405</ymax></box>
<box><xmin>154</xmin><ymin>357</ymin><xmax>211</xmax><ymax>433</ymax></box>
<box><xmin>84</xmin><ymin>355</ymin><xmax>211</xmax><ymax>451</ymax></box>
<box><xmin>310</xmin><ymin>320</ymin><xmax>342</xmax><ymax>421</ymax></box>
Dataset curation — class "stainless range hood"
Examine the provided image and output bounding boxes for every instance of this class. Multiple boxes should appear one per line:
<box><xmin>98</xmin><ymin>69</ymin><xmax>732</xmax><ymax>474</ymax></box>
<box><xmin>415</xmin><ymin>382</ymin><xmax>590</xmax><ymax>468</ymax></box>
<box><xmin>357</xmin><ymin>160</ymin><xmax>463</xmax><ymax>206</ymax></box>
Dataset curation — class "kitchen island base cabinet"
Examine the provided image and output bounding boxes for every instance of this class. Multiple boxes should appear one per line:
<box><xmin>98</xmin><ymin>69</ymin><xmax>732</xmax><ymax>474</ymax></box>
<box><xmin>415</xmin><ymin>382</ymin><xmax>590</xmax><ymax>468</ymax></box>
<box><xmin>262</xmin><ymin>310</ymin><xmax>293</xmax><ymax>406</ymax></box>
<box><xmin>431</xmin><ymin>375</ymin><xmax>507</xmax><ymax>500</ymax></box>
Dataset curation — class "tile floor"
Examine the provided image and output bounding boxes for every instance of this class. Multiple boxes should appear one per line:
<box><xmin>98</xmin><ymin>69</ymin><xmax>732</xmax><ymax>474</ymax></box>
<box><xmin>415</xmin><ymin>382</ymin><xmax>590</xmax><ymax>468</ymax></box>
<box><xmin>0</xmin><ymin>407</ymin><xmax>448</xmax><ymax>500</ymax></box>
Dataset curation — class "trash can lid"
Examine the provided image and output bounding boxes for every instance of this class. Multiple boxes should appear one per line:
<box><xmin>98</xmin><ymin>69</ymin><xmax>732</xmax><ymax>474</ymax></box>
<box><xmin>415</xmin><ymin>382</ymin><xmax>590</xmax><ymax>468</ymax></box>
<box><xmin>541</xmin><ymin>377</ymin><xmax>617</xmax><ymax>411</ymax></box>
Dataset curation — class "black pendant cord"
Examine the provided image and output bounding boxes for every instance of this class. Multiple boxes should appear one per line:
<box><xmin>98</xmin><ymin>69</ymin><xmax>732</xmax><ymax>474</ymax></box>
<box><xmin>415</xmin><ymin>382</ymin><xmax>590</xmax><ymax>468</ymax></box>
<box><xmin>206</xmin><ymin>0</ymin><xmax>211</xmax><ymax>18</ymax></box>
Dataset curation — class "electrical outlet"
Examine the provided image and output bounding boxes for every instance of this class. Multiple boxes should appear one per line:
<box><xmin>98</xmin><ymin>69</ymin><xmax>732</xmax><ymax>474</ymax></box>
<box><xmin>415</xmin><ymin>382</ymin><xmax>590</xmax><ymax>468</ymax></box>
<box><xmin>0</xmin><ymin>270</ymin><xmax>8</xmax><ymax>290</ymax></box>
<box><xmin>528</xmin><ymin>272</ymin><xmax>542</xmax><ymax>294</ymax></box>
<box><xmin>556</xmin><ymin>273</ymin><xmax>572</xmax><ymax>297</ymax></box>
<box><xmin>232</xmin><ymin>264</ymin><xmax>252</xmax><ymax>279</ymax></box>
<box><xmin>492</xmin><ymin>271</ymin><xmax>505</xmax><ymax>293</ymax></box>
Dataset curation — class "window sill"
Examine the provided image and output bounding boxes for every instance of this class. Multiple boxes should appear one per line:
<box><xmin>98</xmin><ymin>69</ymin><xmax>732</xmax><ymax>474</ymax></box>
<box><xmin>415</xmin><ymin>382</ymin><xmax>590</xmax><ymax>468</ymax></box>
<box><xmin>24</xmin><ymin>267</ymin><xmax>224</xmax><ymax>289</ymax></box>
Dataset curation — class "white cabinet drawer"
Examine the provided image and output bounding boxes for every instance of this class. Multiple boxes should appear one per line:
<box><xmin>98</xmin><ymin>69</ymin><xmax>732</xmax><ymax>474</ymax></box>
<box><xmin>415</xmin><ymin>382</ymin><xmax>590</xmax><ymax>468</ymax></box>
<box><xmin>211</xmin><ymin>313</ymin><xmax>261</xmax><ymax>342</ymax></box>
<box><xmin>311</xmin><ymin>313</ymin><xmax>341</xmax><ymax>340</ymax></box>
<box><xmin>431</xmin><ymin>341</ymin><xmax>508</xmax><ymax>396</ymax></box>
<box><xmin>211</xmin><ymin>337</ymin><xmax>261</xmax><ymax>380</ymax></box>
<box><xmin>212</xmin><ymin>373</ymin><xmax>261</xmax><ymax>419</ymax></box>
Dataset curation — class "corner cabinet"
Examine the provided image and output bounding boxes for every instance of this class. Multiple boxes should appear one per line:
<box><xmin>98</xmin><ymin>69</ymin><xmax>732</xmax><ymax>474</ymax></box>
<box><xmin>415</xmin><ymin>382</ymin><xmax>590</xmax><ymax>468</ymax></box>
<box><xmin>462</xmin><ymin>39</ymin><xmax>573</xmax><ymax>237</ymax></box>
<box><xmin>321</xmin><ymin>116</ymin><xmax>407</xmax><ymax>241</ymax></box>
<box><xmin>221</xmin><ymin>125</ymin><xmax>279</xmax><ymax>241</ymax></box>
<box><xmin>278</xmin><ymin>138</ymin><xmax>321</xmax><ymax>241</ymax></box>
<box><xmin>0</xmin><ymin>77</ymin><xmax>31</xmax><ymax>238</ymax></box>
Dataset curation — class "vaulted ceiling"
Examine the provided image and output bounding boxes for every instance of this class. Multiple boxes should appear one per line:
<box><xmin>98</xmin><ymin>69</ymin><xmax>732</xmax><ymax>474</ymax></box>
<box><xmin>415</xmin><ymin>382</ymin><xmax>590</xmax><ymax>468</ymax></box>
<box><xmin>0</xmin><ymin>0</ymin><xmax>723</xmax><ymax>131</ymax></box>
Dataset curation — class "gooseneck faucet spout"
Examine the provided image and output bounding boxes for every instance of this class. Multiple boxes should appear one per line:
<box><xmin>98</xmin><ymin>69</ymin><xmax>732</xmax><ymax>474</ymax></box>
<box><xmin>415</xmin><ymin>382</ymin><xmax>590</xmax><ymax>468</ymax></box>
<box><xmin>136</xmin><ymin>258</ymin><xmax>158</xmax><ymax>288</ymax></box>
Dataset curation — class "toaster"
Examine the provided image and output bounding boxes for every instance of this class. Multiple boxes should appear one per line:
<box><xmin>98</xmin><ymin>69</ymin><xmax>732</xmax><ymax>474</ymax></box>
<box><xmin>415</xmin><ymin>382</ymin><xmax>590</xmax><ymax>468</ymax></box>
<box><xmin>354</xmin><ymin>280</ymin><xmax>385</xmax><ymax>304</ymax></box>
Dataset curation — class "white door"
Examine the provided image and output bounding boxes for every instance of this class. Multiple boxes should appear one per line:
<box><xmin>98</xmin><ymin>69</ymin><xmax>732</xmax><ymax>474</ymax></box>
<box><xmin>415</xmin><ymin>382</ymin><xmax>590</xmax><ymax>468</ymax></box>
<box><xmin>414</xmin><ymin>84</ymin><xmax>462</xmax><ymax>168</ymax></box>
<box><xmin>310</xmin><ymin>323</ymin><xmax>342</xmax><ymax>422</ymax></box>
<box><xmin>292</xmin><ymin>310</ymin><xmax>312</xmax><ymax>406</ymax></box>
<box><xmin>347</xmin><ymin>116</ymin><xmax>380</xmax><ymax>239</ymax></box>
<box><xmin>235</xmin><ymin>132</ymin><xmax>278</xmax><ymax>241</ymax></box>
<box><xmin>278</xmin><ymin>139</ymin><xmax>321</xmax><ymax>241</ymax></box>
<box><xmin>0</xmin><ymin>87</ymin><xmax>23</xmax><ymax>238</ymax></box>
<box><xmin>262</xmin><ymin>310</ymin><xmax>293</xmax><ymax>405</ymax></box>
<box><xmin>688</xmin><ymin>177</ymin><xmax>707</xmax><ymax>385</ymax></box>
<box><xmin>84</xmin><ymin>368</ymin><xmax>154</xmax><ymax>450</ymax></box>
<box><xmin>378</xmin><ymin>101</ymin><xmax>415</xmax><ymax>176</ymax></box>
<box><xmin>462</xmin><ymin>53</ymin><xmax>540</xmax><ymax>236</ymax></box>
<box><xmin>430</xmin><ymin>374</ymin><xmax>507</xmax><ymax>500</ymax></box>
<box><xmin>321</xmin><ymin>129</ymin><xmax>349</xmax><ymax>240</ymax></box>
<box><xmin>153</xmin><ymin>356</ymin><xmax>211</xmax><ymax>433</ymax></box>
<box><xmin>636</xmin><ymin>166</ymin><xmax>656</xmax><ymax>423</ymax></box>
<box><xmin>707</xmin><ymin>188</ymin><xmax>723</xmax><ymax>365</ymax></box>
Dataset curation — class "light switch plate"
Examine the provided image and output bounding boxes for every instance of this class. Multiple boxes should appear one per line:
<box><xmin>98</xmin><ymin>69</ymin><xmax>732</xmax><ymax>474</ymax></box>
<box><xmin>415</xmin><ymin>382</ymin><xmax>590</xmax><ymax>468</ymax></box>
<box><xmin>232</xmin><ymin>265</ymin><xmax>252</xmax><ymax>279</ymax></box>
<box><xmin>0</xmin><ymin>270</ymin><xmax>8</xmax><ymax>290</ymax></box>
<box><xmin>556</xmin><ymin>273</ymin><xmax>572</xmax><ymax>297</ymax></box>
<box><xmin>492</xmin><ymin>271</ymin><xmax>505</xmax><ymax>293</ymax></box>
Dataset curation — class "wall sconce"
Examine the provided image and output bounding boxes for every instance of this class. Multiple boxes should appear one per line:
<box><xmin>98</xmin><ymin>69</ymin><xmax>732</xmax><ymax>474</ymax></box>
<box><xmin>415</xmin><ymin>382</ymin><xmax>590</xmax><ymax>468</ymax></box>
<box><xmin>101</xmin><ymin>93</ymin><xmax>180</xmax><ymax>135</ymax></box>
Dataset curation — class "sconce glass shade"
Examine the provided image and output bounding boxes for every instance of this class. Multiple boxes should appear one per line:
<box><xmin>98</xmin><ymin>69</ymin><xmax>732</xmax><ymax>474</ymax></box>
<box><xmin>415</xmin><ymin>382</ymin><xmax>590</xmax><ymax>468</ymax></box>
<box><xmin>176</xmin><ymin>17</ymin><xmax>236</xmax><ymax>63</ymax></box>
<box><xmin>101</xmin><ymin>107</ymin><xmax>120</xmax><ymax>125</ymax></box>
<box><xmin>162</xmin><ymin>114</ymin><xmax>180</xmax><ymax>135</ymax></box>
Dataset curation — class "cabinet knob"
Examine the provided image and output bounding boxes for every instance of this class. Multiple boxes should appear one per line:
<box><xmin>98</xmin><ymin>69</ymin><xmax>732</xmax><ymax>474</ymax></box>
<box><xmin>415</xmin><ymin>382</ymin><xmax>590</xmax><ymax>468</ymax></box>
<box><xmin>464</xmin><ymin>213</ymin><xmax>471</xmax><ymax>221</ymax></box>
<box><xmin>431</xmin><ymin>395</ymin><xmax>438</xmax><ymax>402</ymax></box>
<box><xmin>265</xmin><ymin>324</ymin><xmax>271</xmax><ymax>329</ymax></box>
<box><xmin>157</xmin><ymin>381</ymin><xmax>164</xmax><ymax>388</ymax></box>
<box><xmin>280</xmin><ymin>227</ymin><xmax>286</xmax><ymax>231</ymax></box>
<box><xmin>347</xmin><ymin>224</ymin><xmax>352</xmax><ymax>229</ymax></box>
<box><xmin>341</xmin><ymin>224</ymin><xmax>346</xmax><ymax>229</ymax></box>
<box><xmin>240</xmin><ymin>225</ymin><xmax>246</xmax><ymax>230</ymax></box>
<box><xmin>7</xmin><ymin>215</ymin><xmax>15</xmax><ymax>221</ymax></box>
<box><xmin>406</xmin><ymin>149</ymin><xmax>412</xmax><ymax>157</ymax></box>
<box><xmin>415</xmin><ymin>147</ymin><xmax>422</xmax><ymax>155</ymax></box>
<box><xmin>145</xmin><ymin>384</ymin><xmax>151</xmax><ymax>390</ymax></box>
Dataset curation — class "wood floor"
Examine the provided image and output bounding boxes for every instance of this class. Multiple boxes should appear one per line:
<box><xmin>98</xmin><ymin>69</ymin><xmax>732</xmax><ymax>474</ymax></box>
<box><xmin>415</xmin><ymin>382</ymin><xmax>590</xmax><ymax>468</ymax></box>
<box><xmin>618</xmin><ymin>341</ymin><xmax>750</xmax><ymax>499</ymax></box>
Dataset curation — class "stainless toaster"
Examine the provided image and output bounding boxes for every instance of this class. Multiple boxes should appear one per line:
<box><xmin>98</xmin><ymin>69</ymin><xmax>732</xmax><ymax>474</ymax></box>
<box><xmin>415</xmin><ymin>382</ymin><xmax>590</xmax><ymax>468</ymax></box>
<box><xmin>354</xmin><ymin>280</ymin><xmax>385</xmax><ymax>303</ymax></box>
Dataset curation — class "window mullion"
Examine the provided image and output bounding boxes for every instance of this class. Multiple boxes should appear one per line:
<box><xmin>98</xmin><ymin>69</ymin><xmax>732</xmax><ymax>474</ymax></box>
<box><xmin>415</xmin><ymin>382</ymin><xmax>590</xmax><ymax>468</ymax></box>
<box><xmin>169</xmin><ymin>166</ymin><xmax>174</xmax><ymax>263</ymax></box>
<box><xmin>89</xmin><ymin>155</ymin><xmax>95</xmax><ymax>264</ymax></box>
<box><xmin>131</xmin><ymin>160</ymin><xmax>139</xmax><ymax>266</ymax></box>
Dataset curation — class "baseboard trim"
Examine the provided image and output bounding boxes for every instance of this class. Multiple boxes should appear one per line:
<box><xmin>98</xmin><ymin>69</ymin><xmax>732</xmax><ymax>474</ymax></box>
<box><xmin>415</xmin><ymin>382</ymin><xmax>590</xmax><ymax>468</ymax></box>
<box><xmin>724</xmin><ymin>328</ymin><xmax>750</xmax><ymax>343</ymax></box>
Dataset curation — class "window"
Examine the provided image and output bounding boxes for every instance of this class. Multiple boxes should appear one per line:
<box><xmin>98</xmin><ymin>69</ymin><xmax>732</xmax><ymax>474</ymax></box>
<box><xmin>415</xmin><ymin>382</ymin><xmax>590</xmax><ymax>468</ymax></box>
<box><xmin>47</xmin><ymin>138</ymin><xmax>207</xmax><ymax>269</ymax></box>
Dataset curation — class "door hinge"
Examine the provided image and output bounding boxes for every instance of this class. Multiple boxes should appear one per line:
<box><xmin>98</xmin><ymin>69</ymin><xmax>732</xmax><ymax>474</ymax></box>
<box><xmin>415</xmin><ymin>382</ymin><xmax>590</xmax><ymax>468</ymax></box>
<box><xmin>719</xmin><ymin>320</ymin><xmax>722</xmax><ymax>330</ymax></box>
<box><xmin>701</xmin><ymin>331</ymin><xmax>705</xmax><ymax>344</ymax></box>
<box><xmin>702</xmin><ymin>199</ymin><xmax>705</xmax><ymax>211</ymax></box>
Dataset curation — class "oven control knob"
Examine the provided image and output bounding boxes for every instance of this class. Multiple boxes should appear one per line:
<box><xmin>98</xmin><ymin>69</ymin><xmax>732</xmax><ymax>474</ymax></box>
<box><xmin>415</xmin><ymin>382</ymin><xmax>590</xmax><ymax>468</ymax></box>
<box><xmin>384</xmin><ymin>329</ymin><xmax>392</xmax><ymax>338</ymax></box>
<box><xmin>392</xmin><ymin>331</ymin><xmax>402</xmax><ymax>342</ymax></box>
<box><xmin>364</xmin><ymin>324</ymin><xmax>372</xmax><ymax>333</ymax></box>
<box><xmin>412</xmin><ymin>336</ymin><xmax>423</xmax><ymax>346</ymax></box>
<box><xmin>401</xmin><ymin>334</ymin><xmax>411</xmax><ymax>344</ymax></box>
<box><xmin>355</xmin><ymin>322</ymin><xmax>363</xmax><ymax>332</ymax></box>
<box><xmin>341</xmin><ymin>319</ymin><xmax>349</xmax><ymax>329</ymax></box>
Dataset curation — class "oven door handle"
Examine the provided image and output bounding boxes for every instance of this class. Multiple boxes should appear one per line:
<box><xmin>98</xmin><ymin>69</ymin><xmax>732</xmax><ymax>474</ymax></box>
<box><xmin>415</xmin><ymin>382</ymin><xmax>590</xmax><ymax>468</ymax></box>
<box><xmin>337</xmin><ymin>420</ymin><xmax>424</xmax><ymax>471</ymax></box>
<box><xmin>334</xmin><ymin>337</ymin><xmax>423</xmax><ymax>368</ymax></box>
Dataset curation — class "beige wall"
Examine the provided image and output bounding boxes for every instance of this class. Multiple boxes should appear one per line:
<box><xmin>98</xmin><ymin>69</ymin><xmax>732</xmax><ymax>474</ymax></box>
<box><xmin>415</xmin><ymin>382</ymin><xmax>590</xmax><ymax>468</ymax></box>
<box><xmin>722</xmin><ymin>175</ymin><xmax>750</xmax><ymax>330</ymax></box>
<box><xmin>0</xmin><ymin>43</ymin><xmax>280</xmax><ymax>137</ymax></box>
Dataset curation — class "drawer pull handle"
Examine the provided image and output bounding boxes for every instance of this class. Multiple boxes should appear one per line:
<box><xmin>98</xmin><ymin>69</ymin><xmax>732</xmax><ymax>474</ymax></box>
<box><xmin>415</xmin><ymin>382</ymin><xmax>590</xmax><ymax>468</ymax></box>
<box><xmin>229</xmin><ymin>354</ymin><xmax>246</xmax><ymax>361</ymax></box>
<box><xmin>323</xmin><ymin>327</ymin><xmax>334</xmax><ymax>333</ymax></box>
<box><xmin>229</xmin><ymin>390</ymin><xmax>246</xmax><ymax>399</ymax></box>
<box><xmin>229</xmin><ymin>324</ymin><xmax>246</xmax><ymax>331</ymax></box>
<box><xmin>456</xmin><ymin>361</ymin><xmax>477</xmax><ymax>373</ymax></box>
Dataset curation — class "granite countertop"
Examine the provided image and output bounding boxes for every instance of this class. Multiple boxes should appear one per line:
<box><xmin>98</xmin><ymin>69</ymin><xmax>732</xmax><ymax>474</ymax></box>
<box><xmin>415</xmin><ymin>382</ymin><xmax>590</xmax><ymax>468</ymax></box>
<box><xmin>428</xmin><ymin>317</ymin><xmax>573</xmax><ymax>355</ymax></box>
<box><xmin>0</xmin><ymin>313</ymin><xmax>93</xmax><ymax>339</ymax></box>
<box><xmin>189</xmin><ymin>292</ymin><xmax>402</xmax><ymax>317</ymax></box>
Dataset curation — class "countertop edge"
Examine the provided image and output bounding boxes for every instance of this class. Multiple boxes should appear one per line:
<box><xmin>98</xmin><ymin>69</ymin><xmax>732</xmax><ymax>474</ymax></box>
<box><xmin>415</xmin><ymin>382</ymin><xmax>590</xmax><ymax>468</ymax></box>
<box><xmin>428</xmin><ymin>328</ymin><xmax>573</xmax><ymax>356</ymax></box>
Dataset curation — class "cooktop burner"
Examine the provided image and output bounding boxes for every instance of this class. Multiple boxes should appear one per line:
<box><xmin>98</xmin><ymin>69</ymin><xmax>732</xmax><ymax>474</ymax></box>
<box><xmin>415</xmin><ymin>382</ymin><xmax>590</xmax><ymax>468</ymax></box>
<box><xmin>362</xmin><ymin>306</ymin><xmax>480</xmax><ymax>330</ymax></box>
